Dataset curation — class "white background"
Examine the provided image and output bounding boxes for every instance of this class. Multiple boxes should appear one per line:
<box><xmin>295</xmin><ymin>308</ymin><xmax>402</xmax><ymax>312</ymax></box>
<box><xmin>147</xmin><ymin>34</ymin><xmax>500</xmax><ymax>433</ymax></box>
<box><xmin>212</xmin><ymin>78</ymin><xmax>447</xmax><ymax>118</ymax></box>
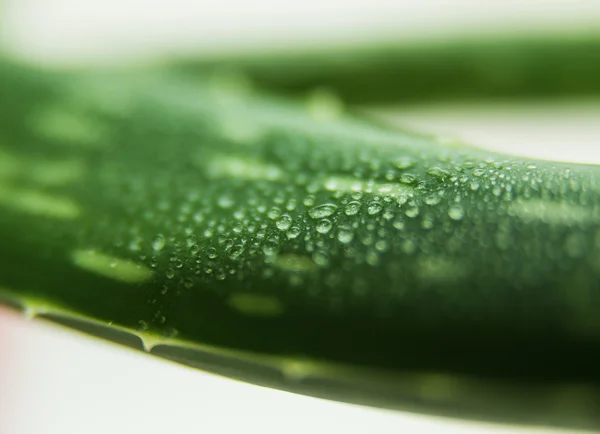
<box><xmin>1</xmin><ymin>1</ymin><xmax>600</xmax><ymax>434</ymax></box>
<box><xmin>3</xmin><ymin>0</ymin><xmax>600</xmax><ymax>64</ymax></box>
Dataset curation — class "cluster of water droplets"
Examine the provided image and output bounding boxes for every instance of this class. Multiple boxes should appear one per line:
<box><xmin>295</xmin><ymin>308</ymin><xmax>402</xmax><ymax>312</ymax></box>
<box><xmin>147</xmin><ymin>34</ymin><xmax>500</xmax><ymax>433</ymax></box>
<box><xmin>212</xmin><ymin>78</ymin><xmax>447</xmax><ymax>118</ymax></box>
<box><xmin>78</xmin><ymin>74</ymin><xmax>600</xmax><ymax>331</ymax></box>
<box><xmin>116</xmin><ymin>143</ymin><xmax>537</xmax><ymax>300</ymax></box>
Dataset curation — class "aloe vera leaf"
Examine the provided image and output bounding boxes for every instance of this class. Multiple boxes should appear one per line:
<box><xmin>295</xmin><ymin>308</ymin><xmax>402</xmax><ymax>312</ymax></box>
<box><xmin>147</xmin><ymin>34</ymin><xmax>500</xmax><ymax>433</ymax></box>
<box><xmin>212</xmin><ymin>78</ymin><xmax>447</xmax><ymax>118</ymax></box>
<box><xmin>172</xmin><ymin>33</ymin><xmax>600</xmax><ymax>105</ymax></box>
<box><xmin>0</xmin><ymin>60</ymin><xmax>600</xmax><ymax>431</ymax></box>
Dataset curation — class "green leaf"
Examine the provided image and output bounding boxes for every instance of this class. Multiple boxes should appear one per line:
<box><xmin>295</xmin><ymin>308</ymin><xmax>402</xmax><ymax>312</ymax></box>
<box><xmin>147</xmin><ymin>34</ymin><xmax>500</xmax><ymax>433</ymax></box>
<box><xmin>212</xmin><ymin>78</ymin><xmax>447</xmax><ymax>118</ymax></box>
<box><xmin>172</xmin><ymin>33</ymin><xmax>600</xmax><ymax>105</ymax></box>
<box><xmin>0</xmin><ymin>59</ymin><xmax>599</xmax><ymax>431</ymax></box>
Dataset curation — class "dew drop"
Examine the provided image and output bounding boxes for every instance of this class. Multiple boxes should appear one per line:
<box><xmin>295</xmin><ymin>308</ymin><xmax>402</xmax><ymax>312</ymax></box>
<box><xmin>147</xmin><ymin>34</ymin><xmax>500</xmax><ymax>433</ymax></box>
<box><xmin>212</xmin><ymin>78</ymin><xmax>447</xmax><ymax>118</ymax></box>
<box><xmin>428</xmin><ymin>167</ymin><xmax>451</xmax><ymax>181</ymax></box>
<box><xmin>206</xmin><ymin>247</ymin><xmax>218</xmax><ymax>259</ymax></box>
<box><xmin>221</xmin><ymin>238</ymin><xmax>234</xmax><ymax>249</ymax></box>
<box><xmin>152</xmin><ymin>234</ymin><xmax>166</xmax><ymax>252</ymax></box>
<box><xmin>366</xmin><ymin>250</ymin><xmax>379</xmax><ymax>266</ymax></box>
<box><xmin>422</xmin><ymin>215</ymin><xmax>435</xmax><ymax>229</ymax></box>
<box><xmin>375</xmin><ymin>240</ymin><xmax>388</xmax><ymax>252</ymax></box>
<box><xmin>337</xmin><ymin>228</ymin><xmax>354</xmax><ymax>244</ymax></box>
<box><xmin>402</xmin><ymin>239</ymin><xmax>417</xmax><ymax>255</ymax></box>
<box><xmin>308</xmin><ymin>203</ymin><xmax>337</xmax><ymax>219</ymax></box>
<box><xmin>286</xmin><ymin>199</ymin><xmax>297</xmax><ymax>211</ymax></box>
<box><xmin>129</xmin><ymin>237</ymin><xmax>143</xmax><ymax>252</ymax></box>
<box><xmin>267</xmin><ymin>207</ymin><xmax>282</xmax><ymax>220</ymax></box>
<box><xmin>367</xmin><ymin>202</ymin><xmax>383</xmax><ymax>215</ymax></box>
<box><xmin>287</xmin><ymin>226</ymin><xmax>301</xmax><ymax>239</ymax></box>
<box><xmin>344</xmin><ymin>201</ymin><xmax>361</xmax><ymax>216</ymax></box>
<box><xmin>303</xmin><ymin>194</ymin><xmax>316</xmax><ymax>207</ymax></box>
<box><xmin>165</xmin><ymin>268</ymin><xmax>175</xmax><ymax>279</ymax></box>
<box><xmin>276</xmin><ymin>214</ymin><xmax>293</xmax><ymax>231</ymax></box>
<box><xmin>218</xmin><ymin>195</ymin><xmax>234</xmax><ymax>209</ymax></box>
<box><xmin>394</xmin><ymin>157</ymin><xmax>417</xmax><ymax>170</ymax></box>
<box><xmin>383</xmin><ymin>209</ymin><xmax>395</xmax><ymax>220</ymax></box>
<box><xmin>229</xmin><ymin>244</ymin><xmax>245</xmax><ymax>259</ymax></box>
<box><xmin>313</xmin><ymin>251</ymin><xmax>330</xmax><ymax>267</ymax></box>
<box><xmin>425</xmin><ymin>195</ymin><xmax>442</xmax><ymax>206</ymax></box>
<box><xmin>399</xmin><ymin>174</ymin><xmax>417</xmax><ymax>184</ymax></box>
<box><xmin>185</xmin><ymin>232</ymin><xmax>197</xmax><ymax>246</ymax></box>
<box><xmin>405</xmin><ymin>206</ymin><xmax>420</xmax><ymax>218</ymax></box>
<box><xmin>316</xmin><ymin>219</ymin><xmax>333</xmax><ymax>234</ymax></box>
<box><xmin>393</xmin><ymin>219</ymin><xmax>405</xmax><ymax>230</ymax></box>
<box><xmin>448</xmin><ymin>205</ymin><xmax>465</xmax><ymax>221</ymax></box>
<box><xmin>262</xmin><ymin>238</ymin><xmax>279</xmax><ymax>256</ymax></box>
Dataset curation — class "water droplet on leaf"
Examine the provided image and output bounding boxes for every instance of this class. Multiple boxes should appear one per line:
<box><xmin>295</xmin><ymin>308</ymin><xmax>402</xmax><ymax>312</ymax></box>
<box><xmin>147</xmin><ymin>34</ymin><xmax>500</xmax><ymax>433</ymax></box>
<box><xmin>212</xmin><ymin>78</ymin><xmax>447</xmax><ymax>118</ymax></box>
<box><xmin>448</xmin><ymin>205</ymin><xmax>465</xmax><ymax>220</ymax></box>
<box><xmin>367</xmin><ymin>202</ymin><xmax>383</xmax><ymax>215</ymax></box>
<box><xmin>309</xmin><ymin>203</ymin><xmax>337</xmax><ymax>219</ymax></box>
<box><xmin>316</xmin><ymin>219</ymin><xmax>333</xmax><ymax>234</ymax></box>
<box><xmin>344</xmin><ymin>201</ymin><xmax>361</xmax><ymax>216</ymax></box>
<box><xmin>276</xmin><ymin>214</ymin><xmax>293</xmax><ymax>231</ymax></box>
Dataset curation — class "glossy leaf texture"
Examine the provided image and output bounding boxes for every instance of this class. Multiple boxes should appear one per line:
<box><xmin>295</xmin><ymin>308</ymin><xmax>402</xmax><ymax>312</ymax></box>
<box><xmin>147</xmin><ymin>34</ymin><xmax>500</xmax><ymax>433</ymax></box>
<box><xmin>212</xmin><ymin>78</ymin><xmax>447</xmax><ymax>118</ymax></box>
<box><xmin>0</xmin><ymin>60</ymin><xmax>599</xmax><ymax>430</ymax></box>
